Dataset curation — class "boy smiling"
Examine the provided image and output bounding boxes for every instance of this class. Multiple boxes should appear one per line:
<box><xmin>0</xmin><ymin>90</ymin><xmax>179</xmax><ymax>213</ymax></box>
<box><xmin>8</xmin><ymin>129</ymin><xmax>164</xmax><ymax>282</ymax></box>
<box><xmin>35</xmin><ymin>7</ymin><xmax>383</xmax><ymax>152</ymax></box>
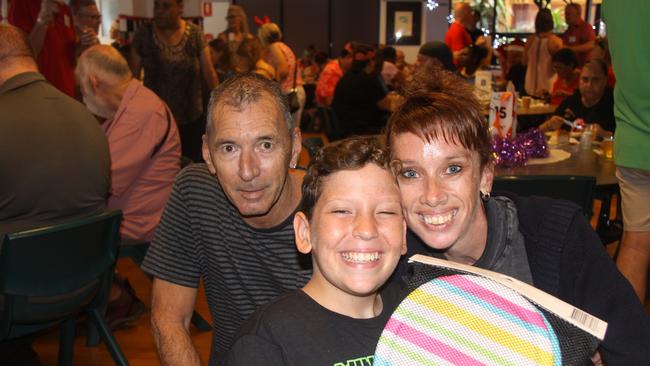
<box><xmin>226</xmin><ymin>136</ymin><xmax>407</xmax><ymax>365</ymax></box>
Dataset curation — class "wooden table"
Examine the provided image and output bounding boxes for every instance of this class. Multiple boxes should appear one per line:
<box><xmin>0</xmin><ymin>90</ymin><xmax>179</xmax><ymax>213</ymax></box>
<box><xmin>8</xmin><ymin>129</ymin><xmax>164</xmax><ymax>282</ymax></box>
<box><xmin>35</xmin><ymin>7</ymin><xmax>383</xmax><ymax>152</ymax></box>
<box><xmin>495</xmin><ymin>144</ymin><xmax>617</xmax><ymax>186</ymax></box>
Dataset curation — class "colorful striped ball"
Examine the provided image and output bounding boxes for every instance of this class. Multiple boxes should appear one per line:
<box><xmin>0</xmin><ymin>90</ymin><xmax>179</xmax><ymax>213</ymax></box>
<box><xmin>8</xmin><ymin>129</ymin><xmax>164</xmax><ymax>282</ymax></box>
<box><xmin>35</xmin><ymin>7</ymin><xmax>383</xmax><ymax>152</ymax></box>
<box><xmin>374</xmin><ymin>274</ymin><xmax>561</xmax><ymax>366</ymax></box>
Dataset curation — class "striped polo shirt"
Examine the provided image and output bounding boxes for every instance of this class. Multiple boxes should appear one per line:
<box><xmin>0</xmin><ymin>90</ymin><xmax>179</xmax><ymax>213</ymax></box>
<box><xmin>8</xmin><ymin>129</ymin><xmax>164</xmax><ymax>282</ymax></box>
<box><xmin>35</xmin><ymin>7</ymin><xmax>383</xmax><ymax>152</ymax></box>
<box><xmin>142</xmin><ymin>164</ymin><xmax>312</xmax><ymax>365</ymax></box>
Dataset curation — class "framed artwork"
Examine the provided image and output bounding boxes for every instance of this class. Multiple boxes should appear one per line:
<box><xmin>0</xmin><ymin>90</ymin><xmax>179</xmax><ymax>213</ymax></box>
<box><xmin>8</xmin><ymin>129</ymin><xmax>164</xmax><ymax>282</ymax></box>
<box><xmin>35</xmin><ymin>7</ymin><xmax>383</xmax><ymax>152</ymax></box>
<box><xmin>385</xmin><ymin>1</ymin><xmax>422</xmax><ymax>46</ymax></box>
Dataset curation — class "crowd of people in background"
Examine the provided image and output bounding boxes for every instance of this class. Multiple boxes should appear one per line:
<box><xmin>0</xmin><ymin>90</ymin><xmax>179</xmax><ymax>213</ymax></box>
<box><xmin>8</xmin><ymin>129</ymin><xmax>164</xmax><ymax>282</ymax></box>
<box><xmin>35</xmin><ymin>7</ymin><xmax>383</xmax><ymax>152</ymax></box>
<box><xmin>3</xmin><ymin>0</ymin><xmax>618</xmax><ymax>141</ymax></box>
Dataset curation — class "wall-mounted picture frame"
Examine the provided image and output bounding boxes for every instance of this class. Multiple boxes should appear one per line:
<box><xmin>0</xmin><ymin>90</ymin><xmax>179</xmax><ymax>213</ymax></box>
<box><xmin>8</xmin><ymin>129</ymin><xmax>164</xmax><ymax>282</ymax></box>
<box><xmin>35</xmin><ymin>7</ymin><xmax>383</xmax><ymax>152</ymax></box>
<box><xmin>385</xmin><ymin>1</ymin><xmax>422</xmax><ymax>46</ymax></box>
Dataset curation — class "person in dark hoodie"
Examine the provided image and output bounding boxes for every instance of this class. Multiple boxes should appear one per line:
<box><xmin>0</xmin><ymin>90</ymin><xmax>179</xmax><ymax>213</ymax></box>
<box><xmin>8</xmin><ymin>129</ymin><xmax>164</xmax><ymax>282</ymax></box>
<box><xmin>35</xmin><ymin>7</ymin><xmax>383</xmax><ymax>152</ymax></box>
<box><xmin>387</xmin><ymin>66</ymin><xmax>650</xmax><ymax>366</ymax></box>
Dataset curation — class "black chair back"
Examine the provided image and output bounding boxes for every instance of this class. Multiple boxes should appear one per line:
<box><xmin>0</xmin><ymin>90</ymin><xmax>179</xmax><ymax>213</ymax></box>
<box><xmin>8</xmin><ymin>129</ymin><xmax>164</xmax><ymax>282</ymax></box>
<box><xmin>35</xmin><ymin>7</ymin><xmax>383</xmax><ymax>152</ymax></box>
<box><xmin>492</xmin><ymin>175</ymin><xmax>596</xmax><ymax>218</ymax></box>
<box><xmin>0</xmin><ymin>210</ymin><xmax>128</xmax><ymax>365</ymax></box>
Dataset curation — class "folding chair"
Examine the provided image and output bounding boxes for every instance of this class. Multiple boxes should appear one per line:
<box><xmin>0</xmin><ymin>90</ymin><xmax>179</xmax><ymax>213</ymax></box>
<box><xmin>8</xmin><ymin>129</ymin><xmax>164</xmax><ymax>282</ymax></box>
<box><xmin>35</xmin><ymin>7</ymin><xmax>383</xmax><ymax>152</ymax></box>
<box><xmin>0</xmin><ymin>210</ymin><xmax>128</xmax><ymax>365</ymax></box>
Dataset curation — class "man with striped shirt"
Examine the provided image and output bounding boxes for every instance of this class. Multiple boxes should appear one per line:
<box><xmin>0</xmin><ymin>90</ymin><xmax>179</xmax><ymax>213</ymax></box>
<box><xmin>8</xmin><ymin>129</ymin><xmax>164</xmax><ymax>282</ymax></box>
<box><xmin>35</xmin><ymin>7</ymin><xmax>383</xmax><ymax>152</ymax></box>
<box><xmin>142</xmin><ymin>73</ymin><xmax>311</xmax><ymax>365</ymax></box>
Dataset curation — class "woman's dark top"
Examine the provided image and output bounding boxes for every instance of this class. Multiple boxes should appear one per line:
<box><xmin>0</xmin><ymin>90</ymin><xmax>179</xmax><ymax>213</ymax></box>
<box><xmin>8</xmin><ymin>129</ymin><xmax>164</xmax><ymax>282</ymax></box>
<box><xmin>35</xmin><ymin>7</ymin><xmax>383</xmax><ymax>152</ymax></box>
<box><xmin>133</xmin><ymin>21</ymin><xmax>206</xmax><ymax>125</ymax></box>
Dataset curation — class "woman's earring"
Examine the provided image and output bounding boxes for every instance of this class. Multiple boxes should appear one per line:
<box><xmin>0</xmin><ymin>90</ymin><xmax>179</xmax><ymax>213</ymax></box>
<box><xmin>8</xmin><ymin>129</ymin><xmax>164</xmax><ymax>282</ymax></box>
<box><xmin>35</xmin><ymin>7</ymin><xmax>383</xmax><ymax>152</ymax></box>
<box><xmin>480</xmin><ymin>191</ymin><xmax>491</xmax><ymax>202</ymax></box>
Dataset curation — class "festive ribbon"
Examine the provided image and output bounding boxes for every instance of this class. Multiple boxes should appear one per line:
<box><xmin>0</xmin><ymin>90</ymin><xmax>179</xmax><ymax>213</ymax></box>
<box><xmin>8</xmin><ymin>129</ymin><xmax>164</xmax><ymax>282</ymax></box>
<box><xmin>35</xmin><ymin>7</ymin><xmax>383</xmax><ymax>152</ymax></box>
<box><xmin>253</xmin><ymin>15</ymin><xmax>271</xmax><ymax>26</ymax></box>
<box><xmin>492</xmin><ymin>128</ymin><xmax>549</xmax><ymax>167</ymax></box>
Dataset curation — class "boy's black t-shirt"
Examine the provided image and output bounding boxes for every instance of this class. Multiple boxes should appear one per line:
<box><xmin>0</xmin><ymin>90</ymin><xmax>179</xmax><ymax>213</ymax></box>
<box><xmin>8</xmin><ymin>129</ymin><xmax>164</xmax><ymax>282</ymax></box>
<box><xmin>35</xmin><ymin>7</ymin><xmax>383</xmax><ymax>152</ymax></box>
<box><xmin>225</xmin><ymin>283</ymin><xmax>405</xmax><ymax>366</ymax></box>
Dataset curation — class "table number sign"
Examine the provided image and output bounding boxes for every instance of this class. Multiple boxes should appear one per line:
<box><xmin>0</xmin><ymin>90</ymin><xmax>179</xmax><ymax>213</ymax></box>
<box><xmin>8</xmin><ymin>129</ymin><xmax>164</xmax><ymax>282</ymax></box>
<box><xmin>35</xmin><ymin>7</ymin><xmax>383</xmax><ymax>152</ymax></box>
<box><xmin>489</xmin><ymin>92</ymin><xmax>517</xmax><ymax>138</ymax></box>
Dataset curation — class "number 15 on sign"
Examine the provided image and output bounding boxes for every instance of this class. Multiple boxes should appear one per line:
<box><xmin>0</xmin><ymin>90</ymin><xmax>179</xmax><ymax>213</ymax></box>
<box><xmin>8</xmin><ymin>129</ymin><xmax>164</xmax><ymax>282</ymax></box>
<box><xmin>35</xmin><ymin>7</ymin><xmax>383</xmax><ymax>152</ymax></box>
<box><xmin>489</xmin><ymin>92</ymin><xmax>516</xmax><ymax>138</ymax></box>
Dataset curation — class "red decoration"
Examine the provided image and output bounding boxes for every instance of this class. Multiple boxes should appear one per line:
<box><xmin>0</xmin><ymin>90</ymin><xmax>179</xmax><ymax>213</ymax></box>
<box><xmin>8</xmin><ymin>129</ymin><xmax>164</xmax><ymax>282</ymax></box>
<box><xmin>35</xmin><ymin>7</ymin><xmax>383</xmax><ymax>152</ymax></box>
<box><xmin>253</xmin><ymin>15</ymin><xmax>271</xmax><ymax>26</ymax></box>
<box><xmin>203</xmin><ymin>2</ymin><xmax>212</xmax><ymax>17</ymax></box>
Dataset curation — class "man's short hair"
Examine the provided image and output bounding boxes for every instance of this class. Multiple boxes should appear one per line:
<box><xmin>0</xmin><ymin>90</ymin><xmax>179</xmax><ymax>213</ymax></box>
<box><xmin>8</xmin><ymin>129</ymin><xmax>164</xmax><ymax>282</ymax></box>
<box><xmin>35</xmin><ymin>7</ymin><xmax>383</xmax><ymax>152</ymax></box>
<box><xmin>418</xmin><ymin>41</ymin><xmax>454</xmax><ymax>71</ymax></box>
<box><xmin>584</xmin><ymin>58</ymin><xmax>609</xmax><ymax>78</ymax></box>
<box><xmin>77</xmin><ymin>45</ymin><xmax>131</xmax><ymax>83</ymax></box>
<box><xmin>206</xmin><ymin>72</ymin><xmax>292</xmax><ymax>136</ymax></box>
<box><xmin>535</xmin><ymin>8</ymin><xmax>554</xmax><ymax>34</ymax></box>
<box><xmin>72</xmin><ymin>0</ymin><xmax>97</xmax><ymax>13</ymax></box>
<box><xmin>565</xmin><ymin>3</ymin><xmax>582</xmax><ymax>14</ymax></box>
<box><xmin>385</xmin><ymin>66</ymin><xmax>492</xmax><ymax>169</ymax></box>
<box><xmin>552</xmin><ymin>48</ymin><xmax>578</xmax><ymax>68</ymax></box>
<box><xmin>0</xmin><ymin>24</ymin><xmax>34</xmax><ymax>62</ymax></box>
<box><xmin>299</xmin><ymin>136</ymin><xmax>389</xmax><ymax>219</ymax></box>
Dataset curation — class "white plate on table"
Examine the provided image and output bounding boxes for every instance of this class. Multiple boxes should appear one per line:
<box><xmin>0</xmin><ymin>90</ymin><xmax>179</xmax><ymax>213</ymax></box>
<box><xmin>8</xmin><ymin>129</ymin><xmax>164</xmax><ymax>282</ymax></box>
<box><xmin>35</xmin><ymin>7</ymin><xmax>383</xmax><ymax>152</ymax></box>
<box><xmin>527</xmin><ymin>148</ymin><xmax>571</xmax><ymax>165</ymax></box>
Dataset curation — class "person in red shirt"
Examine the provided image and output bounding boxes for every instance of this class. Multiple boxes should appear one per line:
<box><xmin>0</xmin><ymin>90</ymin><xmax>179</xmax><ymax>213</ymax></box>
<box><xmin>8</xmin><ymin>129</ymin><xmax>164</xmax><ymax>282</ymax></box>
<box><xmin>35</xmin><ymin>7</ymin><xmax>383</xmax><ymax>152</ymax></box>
<box><xmin>562</xmin><ymin>3</ymin><xmax>595</xmax><ymax>66</ymax></box>
<box><xmin>445</xmin><ymin>2</ymin><xmax>473</xmax><ymax>65</ymax></box>
<box><xmin>550</xmin><ymin>48</ymin><xmax>580</xmax><ymax>105</ymax></box>
<box><xmin>9</xmin><ymin>0</ymin><xmax>77</xmax><ymax>97</ymax></box>
<box><xmin>315</xmin><ymin>42</ymin><xmax>354</xmax><ymax>107</ymax></box>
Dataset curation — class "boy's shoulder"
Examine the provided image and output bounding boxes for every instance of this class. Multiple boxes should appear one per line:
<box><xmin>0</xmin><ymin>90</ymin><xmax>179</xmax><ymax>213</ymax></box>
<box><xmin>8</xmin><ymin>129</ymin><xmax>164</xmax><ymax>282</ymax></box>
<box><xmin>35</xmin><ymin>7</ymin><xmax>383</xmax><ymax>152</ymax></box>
<box><xmin>244</xmin><ymin>284</ymin><xmax>405</xmax><ymax>335</ymax></box>
<box><xmin>233</xmin><ymin>290</ymin><xmax>325</xmax><ymax>350</ymax></box>
<box><xmin>227</xmin><ymin>290</ymin><xmax>326</xmax><ymax>365</ymax></box>
<box><xmin>244</xmin><ymin>290</ymin><xmax>316</xmax><ymax>332</ymax></box>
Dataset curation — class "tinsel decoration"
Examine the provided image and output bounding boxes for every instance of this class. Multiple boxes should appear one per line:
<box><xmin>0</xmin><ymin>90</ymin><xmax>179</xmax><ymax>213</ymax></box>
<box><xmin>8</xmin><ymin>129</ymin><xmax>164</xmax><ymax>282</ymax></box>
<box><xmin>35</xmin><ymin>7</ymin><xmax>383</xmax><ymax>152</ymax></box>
<box><xmin>492</xmin><ymin>128</ymin><xmax>549</xmax><ymax>167</ymax></box>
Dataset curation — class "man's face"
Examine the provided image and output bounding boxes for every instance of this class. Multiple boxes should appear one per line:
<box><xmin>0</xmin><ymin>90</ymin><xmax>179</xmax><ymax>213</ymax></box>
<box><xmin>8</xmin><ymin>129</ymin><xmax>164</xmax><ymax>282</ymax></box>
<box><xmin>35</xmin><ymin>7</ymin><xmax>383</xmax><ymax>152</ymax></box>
<box><xmin>295</xmin><ymin>164</ymin><xmax>406</xmax><ymax>298</ymax></box>
<box><xmin>202</xmin><ymin>96</ymin><xmax>301</xmax><ymax>226</ymax></box>
<box><xmin>565</xmin><ymin>6</ymin><xmax>581</xmax><ymax>26</ymax></box>
<box><xmin>391</xmin><ymin>132</ymin><xmax>493</xmax><ymax>260</ymax></box>
<box><xmin>226</xmin><ymin>8</ymin><xmax>243</xmax><ymax>31</ymax></box>
<box><xmin>579</xmin><ymin>65</ymin><xmax>607</xmax><ymax>107</ymax></box>
<box><xmin>454</xmin><ymin>4</ymin><xmax>471</xmax><ymax>25</ymax></box>
<box><xmin>75</xmin><ymin>4</ymin><xmax>101</xmax><ymax>33</ymax></box>
<box><xmin>154</xmin><ymin>0</ymin><xmax>182</xmax><ymax>29</ymax></box>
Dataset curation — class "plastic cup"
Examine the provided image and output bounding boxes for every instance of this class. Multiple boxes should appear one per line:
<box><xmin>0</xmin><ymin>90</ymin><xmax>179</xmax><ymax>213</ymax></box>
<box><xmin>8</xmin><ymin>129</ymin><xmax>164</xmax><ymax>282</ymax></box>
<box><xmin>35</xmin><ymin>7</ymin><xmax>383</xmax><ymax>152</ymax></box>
<box><xmin>522</xmin><ymin>96</ymin><xmax>532</xmax><ymax>109</ymax></box>
<box><xmin>580</xmin><ymin>131</ymin><xmax>593</xmax><ymax>149</ymax></box>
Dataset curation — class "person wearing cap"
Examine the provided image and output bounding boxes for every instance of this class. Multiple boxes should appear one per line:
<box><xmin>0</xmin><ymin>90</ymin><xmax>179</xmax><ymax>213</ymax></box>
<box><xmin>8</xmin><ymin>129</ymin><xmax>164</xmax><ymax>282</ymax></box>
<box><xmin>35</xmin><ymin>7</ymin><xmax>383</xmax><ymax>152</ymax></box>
<box><xmin>416</xmin><ymin>41</ymin><xmax>454</xmax><ymax>71</ymax></box>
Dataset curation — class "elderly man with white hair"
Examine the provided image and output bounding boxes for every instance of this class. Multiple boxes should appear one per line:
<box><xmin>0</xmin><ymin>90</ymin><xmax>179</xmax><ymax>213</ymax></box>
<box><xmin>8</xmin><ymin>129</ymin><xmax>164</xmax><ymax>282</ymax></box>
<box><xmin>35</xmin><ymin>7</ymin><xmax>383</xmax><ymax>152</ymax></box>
<box><xmin>76</xmin><ymin>44</ymin><xmax>181</xmax><ymax>328</ymax></box>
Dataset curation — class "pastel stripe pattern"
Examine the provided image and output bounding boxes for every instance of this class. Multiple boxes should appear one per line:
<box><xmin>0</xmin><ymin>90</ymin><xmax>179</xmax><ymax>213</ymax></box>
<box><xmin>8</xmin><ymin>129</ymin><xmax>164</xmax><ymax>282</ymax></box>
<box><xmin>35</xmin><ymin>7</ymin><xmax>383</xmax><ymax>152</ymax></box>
<box><xmin>374</xmin><ymin>274</ymin><xmax>561</xmax><ymax>366</ymax></box>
